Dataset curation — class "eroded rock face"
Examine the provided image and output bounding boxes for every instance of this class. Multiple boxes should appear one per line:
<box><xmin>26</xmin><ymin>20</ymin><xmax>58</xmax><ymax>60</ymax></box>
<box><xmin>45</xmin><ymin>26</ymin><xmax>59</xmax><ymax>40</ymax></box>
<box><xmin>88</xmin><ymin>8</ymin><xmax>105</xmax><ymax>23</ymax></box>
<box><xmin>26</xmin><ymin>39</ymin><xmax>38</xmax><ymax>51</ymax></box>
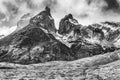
<box><xmin>57</xmin><ymin>14</ymin><xmax>82</xmax><ymax>48</ymax></box>
<box><xmin>58</xmin><ymin>14</ymin><xmax>81</xmax><ymax>35</ymax></box>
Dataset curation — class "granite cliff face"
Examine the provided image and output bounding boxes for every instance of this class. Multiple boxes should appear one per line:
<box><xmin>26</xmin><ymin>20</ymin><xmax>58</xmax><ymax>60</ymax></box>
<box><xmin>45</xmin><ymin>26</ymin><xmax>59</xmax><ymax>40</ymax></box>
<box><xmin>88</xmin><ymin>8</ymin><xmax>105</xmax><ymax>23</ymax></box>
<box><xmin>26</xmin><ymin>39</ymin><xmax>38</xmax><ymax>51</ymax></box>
<box><xmin>0</xmin><ymin>7</ymin><xmax>120</xmax><ymax>64</ymax></box>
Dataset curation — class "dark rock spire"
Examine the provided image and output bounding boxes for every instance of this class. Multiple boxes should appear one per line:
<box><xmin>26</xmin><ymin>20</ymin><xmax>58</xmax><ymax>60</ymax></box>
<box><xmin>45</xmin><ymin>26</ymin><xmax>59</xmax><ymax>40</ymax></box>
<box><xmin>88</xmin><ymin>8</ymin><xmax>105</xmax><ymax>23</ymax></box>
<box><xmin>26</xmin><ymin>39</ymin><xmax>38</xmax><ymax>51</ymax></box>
<box><xmin>29</xmin><ymin>6</ymin><xmax>56</xmax><ymax>32</ymax></box>
<box><xmin>58</xmin><ymin>14</ymin><xmax>80</xmax><ymax>35</ymax></box>
<box><xmin>45</xmin><ymin>6</ymin><xmax>51</xmax><ymax>14</ymax></box>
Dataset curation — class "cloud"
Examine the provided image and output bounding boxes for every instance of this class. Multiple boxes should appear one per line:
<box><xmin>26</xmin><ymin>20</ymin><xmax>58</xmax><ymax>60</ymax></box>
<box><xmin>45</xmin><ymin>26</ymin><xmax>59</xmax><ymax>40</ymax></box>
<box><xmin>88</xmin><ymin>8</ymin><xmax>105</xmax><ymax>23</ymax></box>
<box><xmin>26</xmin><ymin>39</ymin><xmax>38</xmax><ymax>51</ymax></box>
<box><xmin>0</xmin><ymin>0</ymin><xmax>120</xmax><ymax>30</ymax></box>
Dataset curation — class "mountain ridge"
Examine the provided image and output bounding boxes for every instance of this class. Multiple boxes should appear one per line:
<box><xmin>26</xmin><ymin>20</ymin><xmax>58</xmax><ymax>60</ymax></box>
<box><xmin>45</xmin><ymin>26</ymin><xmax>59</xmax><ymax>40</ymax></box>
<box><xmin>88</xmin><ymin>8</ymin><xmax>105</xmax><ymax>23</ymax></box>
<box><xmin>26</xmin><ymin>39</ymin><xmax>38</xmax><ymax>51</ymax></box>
<box><xmin>0</xmin><ymin>7</ymin><xmax>120</xmax><ymax>64</ymax></box>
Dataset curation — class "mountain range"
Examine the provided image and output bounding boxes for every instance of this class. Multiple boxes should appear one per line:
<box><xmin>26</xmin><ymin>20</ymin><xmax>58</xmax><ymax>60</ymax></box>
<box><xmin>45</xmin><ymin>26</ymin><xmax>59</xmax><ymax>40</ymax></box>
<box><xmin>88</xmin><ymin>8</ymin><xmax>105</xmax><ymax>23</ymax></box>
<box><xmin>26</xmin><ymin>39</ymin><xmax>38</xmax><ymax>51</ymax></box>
<box><xmin>0</xmin><ymin>7</ymin><xmax>120</xmax><ymax>64</ymax></box>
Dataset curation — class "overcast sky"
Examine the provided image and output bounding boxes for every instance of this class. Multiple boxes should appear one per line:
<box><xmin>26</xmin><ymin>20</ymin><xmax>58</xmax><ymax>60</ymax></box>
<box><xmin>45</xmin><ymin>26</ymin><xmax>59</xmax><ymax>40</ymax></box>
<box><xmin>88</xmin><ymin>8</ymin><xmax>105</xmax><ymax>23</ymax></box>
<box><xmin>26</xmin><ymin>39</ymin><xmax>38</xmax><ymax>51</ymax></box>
<box><xmin>0</xmin><ymin>0</ymin><xmax>120</xmax><ymax>35</ymax></box>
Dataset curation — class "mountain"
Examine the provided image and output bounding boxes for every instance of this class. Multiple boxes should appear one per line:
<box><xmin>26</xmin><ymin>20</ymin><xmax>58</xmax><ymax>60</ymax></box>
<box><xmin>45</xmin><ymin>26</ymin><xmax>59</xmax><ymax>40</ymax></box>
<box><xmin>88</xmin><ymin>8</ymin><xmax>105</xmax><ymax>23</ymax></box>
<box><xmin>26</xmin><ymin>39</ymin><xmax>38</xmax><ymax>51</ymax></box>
<box><xmin>57</xmin><ymin>15</ymin><xmax>120</xmax><ymax>59</ymax></box>
<box><xmin>57</xmin><ymin>14</ymin><xmax>103</xmax><ymax>58</ymax></box>
<box><xmin>0</xmin><ymin>7</ymin><xmax>75</xmax><ymax>64</ymax></box>
<box><xmin>0</xmin><ymin>7</ymin><xmax>120</xmax><ymax>64</ymax></box>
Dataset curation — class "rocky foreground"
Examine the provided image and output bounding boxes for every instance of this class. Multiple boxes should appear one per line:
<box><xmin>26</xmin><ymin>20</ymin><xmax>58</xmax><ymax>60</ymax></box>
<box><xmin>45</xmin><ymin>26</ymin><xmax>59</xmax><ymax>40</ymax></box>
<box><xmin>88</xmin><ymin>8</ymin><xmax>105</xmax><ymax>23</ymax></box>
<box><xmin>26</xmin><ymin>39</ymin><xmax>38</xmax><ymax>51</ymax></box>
<box><xmin>0</xmin><ymin>50</ymin><xmax>120</xmax><ymax>80</ymax></box>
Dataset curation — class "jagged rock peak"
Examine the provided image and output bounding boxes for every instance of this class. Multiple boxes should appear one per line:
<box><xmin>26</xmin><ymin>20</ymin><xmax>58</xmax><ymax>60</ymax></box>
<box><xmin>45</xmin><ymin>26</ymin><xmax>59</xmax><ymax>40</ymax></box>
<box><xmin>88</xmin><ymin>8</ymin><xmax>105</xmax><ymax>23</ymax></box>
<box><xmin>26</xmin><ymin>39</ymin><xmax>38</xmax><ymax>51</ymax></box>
<box><xmin>63</xmin><ymin>14</ymin><xmax>73</xmax><ymax>20</ymax></box>
<box><xmin>45</xmin><ymin>6</ymin><xmax>51</xmax><ymax>14</ymax></box>
<box><xmin>30</xmin><ymin>6</ymin><xmax>52</xmax><ymax>23</ymax></box>
<box><xmin>0</xmin><ymin>6</ymin><xmax>74</xmax><ymax>64</ymax></box>
<box><xmin>30</xmin><ymin>6</ymin><xmax>56</xmax><ymax>32</ymax></box>
<box><xmin>58</xmin><ymin>13</ymin><xmax>81</xmax><ymax>35</ymax></box>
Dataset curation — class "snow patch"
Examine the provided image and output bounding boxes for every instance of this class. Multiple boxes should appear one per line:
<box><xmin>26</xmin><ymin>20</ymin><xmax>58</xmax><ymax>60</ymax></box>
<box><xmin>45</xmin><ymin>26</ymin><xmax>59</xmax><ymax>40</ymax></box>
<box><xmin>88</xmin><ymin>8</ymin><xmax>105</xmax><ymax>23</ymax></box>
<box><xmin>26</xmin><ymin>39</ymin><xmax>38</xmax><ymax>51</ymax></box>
<box><xmin>0</xmin><ymin>26</ymin><xmax>17</xmax><ymax>36</ymax></box>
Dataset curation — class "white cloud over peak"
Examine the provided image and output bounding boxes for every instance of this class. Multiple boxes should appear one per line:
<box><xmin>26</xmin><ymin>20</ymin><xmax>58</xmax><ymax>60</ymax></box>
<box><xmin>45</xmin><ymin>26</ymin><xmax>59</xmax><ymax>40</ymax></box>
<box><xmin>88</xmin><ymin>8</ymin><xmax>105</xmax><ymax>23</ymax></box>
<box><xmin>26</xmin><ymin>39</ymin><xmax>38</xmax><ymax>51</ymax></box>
<box><xmin>1</xmin><ymin>0</ymin><xmax>120</xmax><ymax>35</ymax></box>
